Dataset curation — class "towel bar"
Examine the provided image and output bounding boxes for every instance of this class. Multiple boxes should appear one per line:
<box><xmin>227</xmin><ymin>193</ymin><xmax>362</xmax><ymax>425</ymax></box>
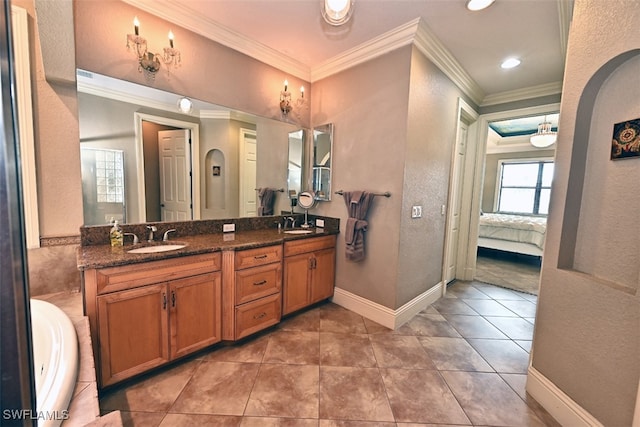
<box><xmin>335</xmin><ymin>190</ymin><xmax>391</xmax><ymax>198</ymax></box>
<box><xmin>255</xmin><ymin>188</ymin><xmax>285</xmax><ymax>192</ymax></box>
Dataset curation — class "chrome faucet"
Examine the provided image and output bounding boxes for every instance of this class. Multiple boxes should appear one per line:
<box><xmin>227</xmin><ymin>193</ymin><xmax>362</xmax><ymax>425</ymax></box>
<box><xmin>286</xmin><ymin>216</ymin><xmax>296</xmax><ymax>229</ymax></box>
<box><xmin>146</xmin><ymin>225</ymin><xmax>157</xmax><ymax>242</ymax></box>
<box><xmin>124</xmin><ymin>232</ymin><xmax>139</xmax><ymax>244</ymax></box>
<box><xmin>163</xmin><ymin>229</ymin><xmax>176</xmax><ymax>241</ymax></box>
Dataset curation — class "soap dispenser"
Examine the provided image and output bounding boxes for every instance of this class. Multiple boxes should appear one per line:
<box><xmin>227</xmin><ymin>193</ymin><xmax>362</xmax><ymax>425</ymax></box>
<box><xmin>110</xmin><ymin>220</ymin><xmax>124</xmax><ymax>247</ymax></box>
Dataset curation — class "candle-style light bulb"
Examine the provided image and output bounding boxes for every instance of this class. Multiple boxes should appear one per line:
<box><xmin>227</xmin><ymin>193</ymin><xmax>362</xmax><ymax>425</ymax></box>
<box><xmin>283</xmin><ymin>80</ymin><xmax>288</xmax><ymax>92</ymax></box>
<box><xmin>133</xmin><ymin>16</ymin><xmax>140</xmax><ymax>36</ymax></box>
<box><xmin>300</xmin><ymin>86</ymin><xmax>305</xmax><ymax>98</ymax></box>
<box><xmin>168</xmin><ymin>30</ymin><xmax>174</xmax><ymax>48</ymax></box>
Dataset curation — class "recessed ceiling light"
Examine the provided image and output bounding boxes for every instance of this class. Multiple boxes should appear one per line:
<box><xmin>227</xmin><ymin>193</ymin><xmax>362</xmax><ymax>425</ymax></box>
<box><xmin>501</xmin><ymin>57</ymin><xmax>521</xmax><ymax>69</ymax></box>
<box><xmin>466</xmin><ymin>0</ymin><xmax>496</xmax><ymax>11</ymax></box>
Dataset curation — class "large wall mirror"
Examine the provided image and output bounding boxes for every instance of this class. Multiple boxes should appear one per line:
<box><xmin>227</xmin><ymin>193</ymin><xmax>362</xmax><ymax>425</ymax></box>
<box><xmin>77</xmin><ymin>70</ymin><xmax>297</xmax><ymax>225</ymax></box>
<box><xmin>312</xmin><ymin>123</ymin><xmax>333</xmax><ymax>201</ymax></box>
<box><xmin>287</xmin><ymin>129</ymin><xmax>306</xmax><ymax>198</ymax></box>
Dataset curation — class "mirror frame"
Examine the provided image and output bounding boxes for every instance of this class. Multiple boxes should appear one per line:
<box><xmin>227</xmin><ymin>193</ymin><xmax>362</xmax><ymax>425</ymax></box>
<box><xmin>312</xmin><ymin>123</ymin><xmax>333</xmax><ymax>201</ymax></box>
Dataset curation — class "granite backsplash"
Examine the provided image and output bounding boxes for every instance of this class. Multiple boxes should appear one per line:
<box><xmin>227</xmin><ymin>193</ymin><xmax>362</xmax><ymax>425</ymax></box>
<box><xmin>80</xmin><ymin>214</ymin><xmax>340</xmax><ymax>246</ymax></box>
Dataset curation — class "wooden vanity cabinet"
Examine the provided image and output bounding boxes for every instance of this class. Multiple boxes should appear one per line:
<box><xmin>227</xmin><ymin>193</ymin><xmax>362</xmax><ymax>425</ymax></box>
<box><xmin>85</xmin><ymin>253</ymin><xmax>222</xmax><ymax>387</ymax></box>
<box><xmin>283</xmin><ymin>235</ymin><xmax>336</xmax><ymax>315</ymax></box>
<box><xmin>222</xmin><ymin>245</ymin><xmax>282</xmax><ymax>340</ymax></box>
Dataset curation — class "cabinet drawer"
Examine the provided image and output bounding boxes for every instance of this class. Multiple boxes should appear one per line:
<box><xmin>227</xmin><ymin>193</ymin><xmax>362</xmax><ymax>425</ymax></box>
<box><xmin>96</xmin><ymin>252</ymin><xmax>222</xmax><ymax>295</ymax></box>
<box><xmin>235</xmin><ymin>245</ymin><xmax>282</xmax><ymax>270</ymax></box>
<box><xmin>235</xmin><ymin>263</ymin><xmax>282</xmax><ymax>305</ymax></box>
<box><xmin>284</xmin><ymin>235</ymin><xmax>336</xmax><ymax>257</ymax></box>
<box><xmin>235</xmin><ymin>293</ymin><xmax>281</xmax><ymax>340</ymax></box>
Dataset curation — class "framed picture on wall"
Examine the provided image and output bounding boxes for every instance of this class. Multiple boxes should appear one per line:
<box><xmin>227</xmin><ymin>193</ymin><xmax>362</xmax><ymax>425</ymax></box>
<box><xmin>611</xmin><ymin>118</ymin><xmax>640</xmax><ymax>160</ymax></box>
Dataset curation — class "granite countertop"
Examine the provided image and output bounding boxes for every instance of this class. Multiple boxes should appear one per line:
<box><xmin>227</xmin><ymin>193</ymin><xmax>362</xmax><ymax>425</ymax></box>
<box><xmin>77</xmin><ymin>228</ymin><xmax>338</xmax><ymax>270</ymax></box>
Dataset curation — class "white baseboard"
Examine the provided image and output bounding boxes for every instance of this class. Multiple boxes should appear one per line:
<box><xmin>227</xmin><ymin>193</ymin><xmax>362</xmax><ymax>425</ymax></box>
<box><xmin>526</xmin><ymin>366</ymin><xmax>603</xmax><ymax>427</ymax></box>
<box><xmin>331</xmin><ymin>282</ymin><xmax>443</xmax><ymax>329</ymax></box>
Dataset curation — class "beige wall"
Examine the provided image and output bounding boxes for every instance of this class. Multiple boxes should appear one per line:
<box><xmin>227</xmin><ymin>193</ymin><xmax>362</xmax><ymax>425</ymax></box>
<box><xmin>397</xmin><ymin>46</ymin><xmax>469</xmax><ymax>307</ymax></box>
<box><xmin>530</xmin><ymin>0</ymin><xmax>640</xmax><ymax>425</ymax></box>
<box><xmin>73</xmin><ymin>1</ymin><xmax>309</xmax><ymax>129</ymax></box>
<box><xmin>310</xmin><ymin>46</ymin><xmax>411</xmax><ymax>308</ymax></box>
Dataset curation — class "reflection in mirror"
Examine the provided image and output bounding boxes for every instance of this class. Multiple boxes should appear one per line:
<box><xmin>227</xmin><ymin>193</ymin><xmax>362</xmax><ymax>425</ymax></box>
<box><xmin>312</xmin><ymin>123</ymin><xmax>333</xmax><ymax>201</ymax></box>
<box><xmin>287</xmin><ymin>129</ymin><xmax>306</xmax><ymax>199</ymax></box>
<box><xmin>77</xmin><ymin>70</ymin><xmax>296</xmax><ymax>225</ymax></box>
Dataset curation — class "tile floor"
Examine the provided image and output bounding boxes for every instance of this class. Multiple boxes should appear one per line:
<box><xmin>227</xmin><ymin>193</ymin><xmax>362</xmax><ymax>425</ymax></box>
<box><xmin>475</xmin><ymin>248</ymin><xmax>541</xmax><ymax>295</ymax></box>
<box><xmin>99</xmin><ymin>281</ymin><xmax>559</xmax><ymax>426</ymax></box>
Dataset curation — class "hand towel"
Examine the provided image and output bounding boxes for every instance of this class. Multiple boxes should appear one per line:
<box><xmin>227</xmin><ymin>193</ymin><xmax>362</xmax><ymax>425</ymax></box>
<box><xmin>257</xmin><ymin>188</ymin><xmax>276</xmax><ymax>216</ymax></box>
<box><xmin>342</xmin><ymin>191</ymin><xmax>375</xmax><ymax>262</ymax></box>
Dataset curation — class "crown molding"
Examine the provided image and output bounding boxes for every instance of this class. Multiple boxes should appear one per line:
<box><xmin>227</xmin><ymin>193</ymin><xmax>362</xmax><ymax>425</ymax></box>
<box><xmin>312</xmin><ymin>18</ymin><xmax>485</xmax><ymax>105</ymax></box>
<box><xmin>558</xmin><ymin>0</ymin><xmax>574</xmax><ymax>55</ymax></box>
<box><xmin>413</xmin><ymin>19</ymin><xmax>484</xmax><ymax>105</ymax></box>
<box><xmin>77</xmin><ymin>70</ymin><xmax>230</xmax><ymax>118</ymax></box>
<box><xmin>481</xmin><ymin>81</ymin><xmax>563</xmax><ymax>106</ymax></box>
<box><xmin>121</xmin><ymin>0</ymin><xmax>311</xmax><ymax>81</ymax></box>
<box><xmin>77</xmin><ymin>75</ymin><xmax>177</xmax><ymax>112</ymax></box>
<box><xmin>311</xmin><ymin>18</ymin><xmax>420</xmax><ymax>82</ymax></box>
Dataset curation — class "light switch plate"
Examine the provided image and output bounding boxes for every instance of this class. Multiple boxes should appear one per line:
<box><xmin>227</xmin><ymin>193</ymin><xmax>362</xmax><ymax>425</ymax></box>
<box><xmin>411</xmin><ymin>205</ymin><xmax>422</xmax><ymax>218</ymax></box>
<box><xmin>223</xmin><ymin>223</ymin><xmax>235</xmax><ymax>232</ymax></box>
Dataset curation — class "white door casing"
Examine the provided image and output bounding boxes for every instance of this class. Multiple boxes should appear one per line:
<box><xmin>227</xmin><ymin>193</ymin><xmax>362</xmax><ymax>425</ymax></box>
<box><xmin>158</xmin><ymin>129</ymin><xmax>192</xmax><ymax>221</ymax></box>
<box><xmin>239</xmin><ymin>129</ymin><xmax>257</xmax><ymax>217</ymax></box>
<box><xmin>133</xmin><ymin>113</ymin><xmax>200</xmax><ymax>223</ymax></box>
<box><xmin>444</xmin><ymin>121</ymin><xmax>468</xmax><ymax>284</ymax></box>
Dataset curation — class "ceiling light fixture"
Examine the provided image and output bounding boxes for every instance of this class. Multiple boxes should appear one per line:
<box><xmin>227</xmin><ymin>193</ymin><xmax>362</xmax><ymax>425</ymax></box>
<box><xmin>466</xmin><ymin>0</ymin><xmax>496</xmax><ymax>11</ymax></box>
<box><xmin>501</xmin><ymin>57</ymin><xmax>521</xmax><ymax>69</ymax></box>
<box><xmin>177</xmin><ymin>97</ymin><xmax>193</xmax><ymax>114</ymax></box>
<box><xmin>126</xmin><ymin>16</ymin><xmax>181</xmax><ymax>80</ymax></box>
<box><xmin>530</xmin><ymin>116</ymin><xmax>557</xmax><ymax>148</ymax></box>
<box><xmin>322</xmin><ymin>0</ymin><xmax>354</xmax><ymax>26</ymax></box>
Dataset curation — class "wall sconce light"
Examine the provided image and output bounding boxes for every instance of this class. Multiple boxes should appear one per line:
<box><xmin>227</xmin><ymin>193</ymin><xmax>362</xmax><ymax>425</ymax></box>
<box><xmin>280</xmin><ymin>80</ymin><xmax>306</xmax><ymax>117</ymax></box>
<box><xmin>126</xmin><ymin>16</ymin><xmax>181</xmax><ymax>80</ymax></box>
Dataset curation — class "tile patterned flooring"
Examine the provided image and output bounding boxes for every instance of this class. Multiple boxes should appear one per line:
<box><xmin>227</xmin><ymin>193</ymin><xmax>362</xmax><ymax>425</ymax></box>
<box><xmin>99</xmin><ymin>281</ymin><xmax>559</xmax><ymax>426</ymax></box>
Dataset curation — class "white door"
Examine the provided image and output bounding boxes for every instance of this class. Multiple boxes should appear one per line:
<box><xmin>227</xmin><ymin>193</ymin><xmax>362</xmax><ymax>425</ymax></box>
<box><xmin>239</xmin><ymin>129</ymin><xmax>257</xmax><ymax>217</ymax></box>
<box><xmin>158</xmin><ymin>129</ymin><xmax>192</xmax><ymax>221</ymax></box>
<box><xmin>444</xmin><ymin>121</ymin><xmax>468</xmax><ymax>284</ymax></box>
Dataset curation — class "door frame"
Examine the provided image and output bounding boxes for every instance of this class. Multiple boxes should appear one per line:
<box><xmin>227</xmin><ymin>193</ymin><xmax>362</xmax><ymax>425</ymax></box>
<box><xmin>459</xmin><ymin>102</ymin><xmax>560</xmax><ymax>281</ymax></box>
<box><xmin>134</xmin><ymin>113</ymin><xmax>200</xmax><ymax>222</ymax></box>
<box><xmin>238</xmin><ymin>128</ymin><xmax>257</xmax><ymax>217</ymax></box>
<box><xmin>442</xmin><ymin>98</ymin><xmax>478</xmax><ymax>292</ymax></box>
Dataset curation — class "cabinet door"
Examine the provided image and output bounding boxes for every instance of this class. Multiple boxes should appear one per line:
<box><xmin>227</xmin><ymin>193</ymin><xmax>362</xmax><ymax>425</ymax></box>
<box><xmin>97</xmin><ymin>283</ymin><xmax>169</xmax><ymax>387</ymax></box>
<box><xmin>283</xmin><ymin>253</ymin><xmax>311</xmax><ymax>315</ymax></box>
<box><xmin>170</xmin><ymin>272</ymin><xmax>222</xmax><ymax>359</ymax></box>
<box><xmin>310</xmin><ymin>247</ymin><xmax>336</xmax><ymax>304</ymax></box>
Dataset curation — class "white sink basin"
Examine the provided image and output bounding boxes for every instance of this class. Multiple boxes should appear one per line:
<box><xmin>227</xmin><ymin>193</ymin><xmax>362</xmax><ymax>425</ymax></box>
<box><xmin>284</xmin><ymin>230</ymin><xmax>313</xmax><ymax>235</ymax></box>
<box><xmin>128</xmin><ymin>244</ymin><xmax>187</xmax><ymax>254</ymax></box>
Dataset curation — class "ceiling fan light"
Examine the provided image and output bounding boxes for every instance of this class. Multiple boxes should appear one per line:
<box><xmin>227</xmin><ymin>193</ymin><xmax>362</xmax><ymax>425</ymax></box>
<box><xmin>466</xmin><ymin>0</ymin><xmax>496</xmax><ymax>11</ymax></box>
<box><xmin>530</xmin><ymin>121</ymin><xmax>557</xmax><ymax>147</ymax></box>
<box><xmin>322</xmin><ymin>0</ymin><xmax>354</xmax><ymax>26</ymax></box>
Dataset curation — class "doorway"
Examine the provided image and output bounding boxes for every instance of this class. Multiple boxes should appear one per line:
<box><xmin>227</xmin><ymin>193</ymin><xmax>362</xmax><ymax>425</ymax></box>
<box><xmin>134</xmin><ymin>113</ymin><xmax>200</xmax><ymax>222</ymax></box>
<box><xmin>465</xmin><ymin>104</ymin><xmax>560</xmax><ymax>294</ymax></box>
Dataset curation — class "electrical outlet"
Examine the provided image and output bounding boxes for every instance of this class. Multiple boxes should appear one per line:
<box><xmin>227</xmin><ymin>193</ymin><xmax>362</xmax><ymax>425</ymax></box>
<box><xmin>315</xmin><ymin>218</ymin><xmax>325</xmax><ymax>228</ymax></box>
<box><xmin>441</xmin><ymin>204</ymin><xmax>446</xmax><ymax>215</ymax></box>
<box><xmin>411</xmin><ymin>205</ymin><xmax>422</xmax><ymax>218</ymax></box>
<box><xmin>223</xmin><ymin>223</ymin><xmax>235</xmax><ymax>233</ymax></box>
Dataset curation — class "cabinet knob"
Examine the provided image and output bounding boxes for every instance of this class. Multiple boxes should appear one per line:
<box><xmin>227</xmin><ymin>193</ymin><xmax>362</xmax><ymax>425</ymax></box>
<box><xmin>254</xmin><ymin>254</ymin><xmax>268</xmax><ymax>260</ymax></box>
<box><xmin>162</xmin><ymin>293</ymin><xmax>167</xmax><ymax>309</ymax></box>
<box><xmin>171</xmin><ymin>291</ymin><xmax>176</xmax><ymax>307</ymax></box>
<box><xmin>253</xmin><ymin>280</ymin><xmax>267</xmax><ymax>286</ymax></box>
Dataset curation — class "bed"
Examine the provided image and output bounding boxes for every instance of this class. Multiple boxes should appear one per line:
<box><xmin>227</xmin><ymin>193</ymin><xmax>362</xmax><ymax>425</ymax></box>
<box><xmin>477</xmin><ymin>213</ymin><xmax>547</xmax><ymax>257</ymax></box>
